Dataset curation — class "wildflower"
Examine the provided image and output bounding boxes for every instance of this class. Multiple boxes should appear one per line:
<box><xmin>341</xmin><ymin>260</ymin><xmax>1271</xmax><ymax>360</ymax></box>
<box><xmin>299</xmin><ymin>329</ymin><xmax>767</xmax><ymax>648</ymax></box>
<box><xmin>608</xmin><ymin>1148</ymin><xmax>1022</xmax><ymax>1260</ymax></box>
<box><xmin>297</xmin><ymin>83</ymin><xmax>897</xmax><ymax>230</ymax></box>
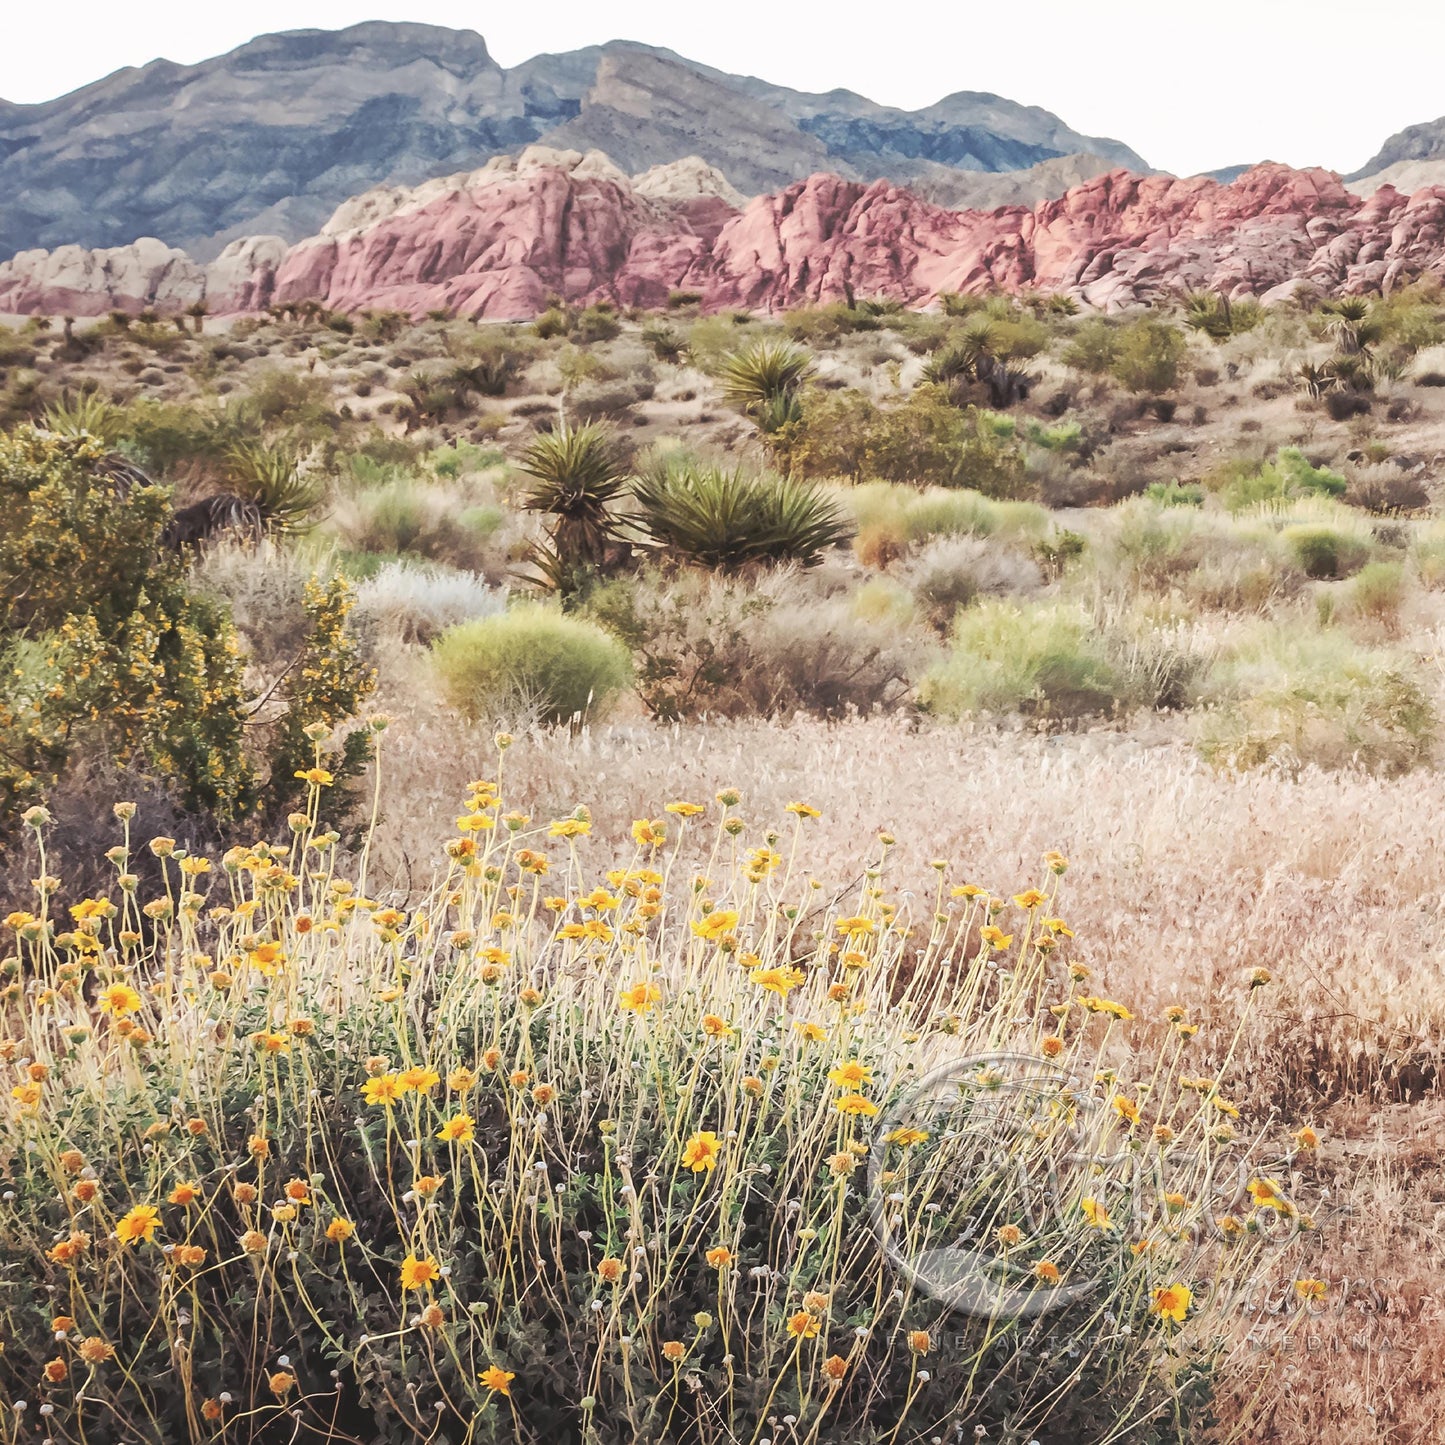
<box><xmin>202</xmin><ymin>1399</ymin><xmax>224</xmax><ymax>1422</ymax></box>
<box><xmin>362</xmin><ymin>1074</ymin><xmax>403</xmax><ymax>1107</ymax></box>
<box><xmin>269</xmin><ymin>1370</ymin><xmax>296</xmax><ymax>1398</ymax></box>
<box><xmin>1292</xmin><ymin>1126</ymin><xmax>1320</xmax><ymax>1151</ymax></box>
<box><xmin>1013</xmin><ymin>889</ymin><xmax>1047</xmax><ymax>910</ymax></box>
<box><xmin>167</xmin><ymin>1182</ymin><xmax>201</xmax><ymax>1207</ymax></box>
<box><xmin>284</xmin><ymin>1179</ymin><xmax>311</xmax><ymax>1205</ymax></box>
<box><xmin>661</xmin><ymin>1340</ymin><xmax>686</xmax><ymax>1362</ymax></box>
<box><xmin>175</xmin><ymin>1245</ymin><xmax>207</xmax><ymax>1266</ymax></box>
<box><xmin>97</xmin><ymin>982</ymin><xmax>143</xmax><ymax>1016</ymax></box>
<box><xmin>682</xmin><ymin>1131</ymin><xmax>723</xmax><ymax>1173</ymax></box>
<box><xmin>1033</xmin><ymin>1260</ymin><xmax>1061</xmax><ymax>1284</ymax></box>
<box><xmin>437</xmin><ymin>1113</ymin><xmax>476</xmax><ymax>1144</ymax></box>
<box><xmin>399</xmin><ymin>1254</ymin><xmax>441</xmax><ymax>1291</ymax></box>
<box><xmin>272</xmin><ymin>1204</ymin><xmax>298</xmax><ymax>1223</ymax></box>
<box><xmin>480</xmin><ymin>1365</ymin><xmax>515</xmax><ymax>1396</ymax></box>
<box><xmin>515</xmin><ymin>849</ymin><xmax>549</xmax><ymax>875</ymax></box>
<box><xmin>114</xmin><ymin>1204</ymin><xmax>160</xmax><ymax>1246</ymax></box>
<box><xmin>248</xmin><ymin>1135</ymin><xmax>270</xmax><ymax>1159</ymax></box>
<box><xmin>72</xmin><ymin>1179</ymin><xmax>99</xmax><ymax>1203</ymax></box>
<box><xmin>44</xmin><ymin>1357</ymin><xmax>68</xmax><ymax>1383</ymax></box>
<box><xmin>597</xmin><ymin>1257</ymin><xmax>624</xmax><ymax>1283</ymax></box>
<box><xmin>326</xmin><ymin>1218</ymin><xmax>355</xmax><ymax>1243</ymax></box>
<box><xmin>548</xmin><ymin>818</ymin><xmax>591</xmax><ymax>839</ymax></box>
<box><xmin>979</xmin><ymin>925</ymin><xmax>1013</xmax><ymax>950</ymax></box>
<box><xmin>1151</xmin><ymin>1283</ymin><xmax>1192</xmax><ymax>1324</ymax></box>
<box><xmin>253</xmin><ymin>1030</ymin><xmax>290</xmax><ymax>1054</ymax></box>
<box><xmin>1043</xmin><ymin>850</ymin><xmax>1069</xmax><ymax>874</ymax></box>
<box><xmin>827</xmin><ymin>1060</ymin><xmax>873</xmax><ymax>1089</ymax></box>
<box><xmin>821</xmin><ymin>1354</ymin><xmax>848</xmax><ymax>1382</ymax></box>
<box><xmin>59</xmin><ymin>1149</ymin><xmax>85</xmax><ymax>1173</ymax></box>
<box><xmin>11</xmin><ymin>1082</ymin><xmax>41</xmax><ymax>1107</ymax></box>
<box><xmin>1216</xmin><ymin>1214</ymin><xmax>1244</xmax><ymax>1238</ymax></box>
<box><xmin>1247</xmin><ymin>1177</ymin><xmax>1294</xmax><ymax>1214</ymax></box>
<box><xmin>78</xmin><ymin>1337</ymin><xmax>114</xmax><ymax>1364</ymax></box>
<box><xmin>233</xmin><ymin>1183</ymin><xmax>258</xmax><ymax>1205</ymax></box>
<box><xmin>240</xmin><ymin>1230</ymin><xmax>268</xmax><ymax>1254</ymax></box>
<box><xmin>1163</xmin><ymin>1191</ymin><xmax>1189</xmax><ymax>1213</ymax></box>
<box><xmin>691</xmin><ymin>910</ymin><xmax>739</xmax><ymax>943</ymax></box>
<box><xmin>751</xmin><ymin>965</ymin><xmax>805</xmax><ymax>997</ymax></box>
<box><xmin>705</xmin><ymin>1246</ymin><xmax>733</xmax><ymax>1269</ymax></box>
<box><xmin>619</xmin><ymin>982</ymin><xmax>662</xmax><ymax>1014</ymax></box>
<box><xmin>950</xmin><ymin>884</ymin><xmax>986</xmax><ymax>899</ymax></box>
<box><xmin>1039</xmin><ymin>1034</ymin><xmax>1065</xmax><ymax>1059</ymax></box>
<box><xmin>419</xmin><ymin>1304</ymin><xmax>445</xmax><ymax>1329</ymax></box>
<box><xmin>1080</xmin><ymin>1197</ymin><xmax>1111</xmax><ymax>1230</ymax></box>
<box><xmin>908</xmin><ymin>1329</ymin><xmax>931</xmax><ymax>1354</ymax></box>
<box><xmin>532</xmin><ymin>1084</ymin><xmax>555</xmax><ymax>1106</ymax></box>
<box><xmin>702</xmin><ymin>1014</ymin><xmax>734</xmax><ymax>1038</ymax></box>
<box><xmin>400</xmin><ymin>1066</ymin><xmax>440</xmax><ymax>1094</ymax></box>
<box><xmin>834</xmin><ymin>1093</ymin><xmax>879</xmax><ymax>1117</ymax></box>
<box><xmin>448</xmin><ymin>1067</ymin><xmax>478</xmax><ymax>1092</ymax></box>
<box><xmin>1112</xmin><ymin>1096</ymin><xmax>1140</xmax><ymax>1126</ymax></box>
<box><xmin>1211</xmin><ymin>1095</ymin><xmax>1241</xmax><ymax>1119</ymax></box>
<box><xmin>1249</xmin><ymin>968</ymin><xmax>1272</xmax><ymax>988</ymax></box>
<box><xmin>293</xmin><ymin>767</ymin><xmax>333</xmax><ymax>787</ymax></box>
<box><xmin>47</xmin><ymin>1232</ymin><xmax>90</xmax><ymax>1264</ymax></box>
<box><xmin>1153</xmin><ymin>1124</ymin><xmax>1175</xmax><ymax>1145</ymax></box>
<box><xmin>826</xmin><ymin>1151</ymin><xmax>858</xmax><ymax>1177</ymax></box>
<box><xmin>631</xmin><ymin>819</ymin><xmax>666</xmax><ymax>848</ymax></box>
<box><xmin>786</xmin><ymin>1311</ymin><xmax>820</xmax><ymax>1339</ymax></box>
<box><xmin>996</xmin><ymin>1224</ymin><xmax>1023</xmax><ymax>1248</ymax></box>
<box><xmin>786</xmin><ymin>802</ymin><xmax>821</xmax><ymax>818</ymax></box>
<box><xmin>886</xmin><ymin>1126</ymin><xmax>929</xmax><ymax>1147</ymax></box>
<box><xmin>509</xmin><ymin>1070</ymin><xmax>530</xmax><ymax>1089</ymax></box>
<box><xmin>1294</xmin><ymin>1278</ymin><xmax>1328</xmax><ymax>1303</ymax></box>
<box><xmin>665</xmin><ymin>801</ymin><xmax>705</xmax><ymax>817</ymax></box>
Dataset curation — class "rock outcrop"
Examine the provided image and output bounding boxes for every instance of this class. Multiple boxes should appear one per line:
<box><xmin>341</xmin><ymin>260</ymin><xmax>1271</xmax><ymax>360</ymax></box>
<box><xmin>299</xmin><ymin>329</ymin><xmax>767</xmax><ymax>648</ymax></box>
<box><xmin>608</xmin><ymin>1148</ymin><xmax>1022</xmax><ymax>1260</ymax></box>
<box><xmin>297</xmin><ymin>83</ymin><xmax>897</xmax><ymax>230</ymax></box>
<box><xmin>0</xmin><ymin>21</ymin><xmax>1143</xmax><ymax>259</ymax></box>
<box><xmin>8</xmin><ymin>158</ymin><xmax>1445</xmax><ymax>321</ymax></box>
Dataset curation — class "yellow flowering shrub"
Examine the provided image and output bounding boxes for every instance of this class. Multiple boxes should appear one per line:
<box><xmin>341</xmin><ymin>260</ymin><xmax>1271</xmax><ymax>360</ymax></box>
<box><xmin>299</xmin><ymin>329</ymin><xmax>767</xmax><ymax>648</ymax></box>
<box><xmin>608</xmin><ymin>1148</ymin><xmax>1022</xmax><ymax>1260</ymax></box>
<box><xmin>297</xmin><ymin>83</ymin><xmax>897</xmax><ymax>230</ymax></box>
<box><xmin>0</xmin><ymin>754</ymin><xmax>1323</xmax><ymax>1442</ymax></box>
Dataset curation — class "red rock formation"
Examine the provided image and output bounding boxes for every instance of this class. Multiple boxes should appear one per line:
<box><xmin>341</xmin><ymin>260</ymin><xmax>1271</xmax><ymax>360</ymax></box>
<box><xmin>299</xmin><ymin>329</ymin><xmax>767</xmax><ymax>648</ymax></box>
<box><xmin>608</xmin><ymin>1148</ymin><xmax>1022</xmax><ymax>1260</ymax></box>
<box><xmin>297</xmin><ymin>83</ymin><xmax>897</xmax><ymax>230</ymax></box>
<box><xmin>7</xmin><ymin>156</ymin><xmax>1445</xmax><ymax>320</ymax></box>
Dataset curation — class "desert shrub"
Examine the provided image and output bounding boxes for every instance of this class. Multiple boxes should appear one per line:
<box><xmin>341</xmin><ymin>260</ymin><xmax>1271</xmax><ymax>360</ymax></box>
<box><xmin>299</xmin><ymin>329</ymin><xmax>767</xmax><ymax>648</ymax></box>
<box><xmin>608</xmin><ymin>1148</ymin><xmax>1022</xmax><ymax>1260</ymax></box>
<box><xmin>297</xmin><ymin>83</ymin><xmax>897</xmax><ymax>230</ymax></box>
<box><xmin>588</xmin><ymin>568</ymin><xmax>917</xmax><ymax>720</ymax></box>
<box><xmin>902</xmin><ymin>534</ymin><xmax>1043</xmax><ymax>628</ymax></box>
<box><xmin>632</xmin><ymin>460</ymin><xmax>852</xmax><ymax>570</ymax></box>
<box><xmin>433</xmin><ymin>604</ymin><xmax>630</xmax><ymax>724</ymax></box>
<box><xmin>0</xmin><ymin>780</ymin><xmax>1305</xmax><ymax>1442</ymax></box>
<box><xmin>1060</xmin><ymin>317</ymin><xmax>1120</xmax><ymax>375</ymax></box>
<box><xmin>193</xmin><ymin>538</ymin><xmax>320</xmax><ymax>664</ymax></box>
<box><xmin>328</xmin><ymin>479</ymin><xmax>508</xmax><ymax>574</ymax></box>
<box><xmin>568</xmin><ymin>374</ymin><xmax>656</xmax><ymax>421</ymax></box>
<box><xmin>1344</xmin><ymin>465</ymin><xmax>1430</xmax><ymax>514</ymax></box>
<box><xmin>1337</xmin><ymin>559</ymin><xmax>1410</xmax><ymax>633</ymax></box>
<box><xmin>351</xmin><ymin>560</ymin><xmax>507</xmax><ymax>647</ymax></box>
<box><xmin>1281</xmin><ymin>524</ymin><xmax>1371</xmax><ymax>579</ymax></box>
<box><xmin>572</xmin><ymin>302</ymin><xmax>622</xmax><ymax>344</ymax></box>
<box><xmin>533</xmin><ymin>306</ymin><xmax>570</xmax><ymax>339</ymax></box>
<box><xmin>0</xmin><ymin>428</ymin><xmax>253</xmax><ymax>831</ymax></box>
<box><xmin>1413</xmin><ymin>522</ymin><xmax>1445</xmax><ymax>588</ymax></box>
<box><xmin>1109</xmin><ymin>318</ymin><xmax>1186</xmax><ymax>394</ymax></box>
<box><xmin>785</xmin><ymin>387</ymin><xmax>1029</xmax><ymax>497</ymax></box>
<box><xmin>1144</xmin><ymin>480</ymin><xmax>1205</xmax><ymax>507</ymax></box>
<box><xmin>1218</xmin><ymin>447</ymin><xmax>1347</xmax><ymax>511</ymax></box>
<box><xmin>920</xmin><ymin>601</ymin><xmax>1128</xmax><ymax>720</ymax></box>
<box><xmin>1197</xmin><ymin>626</ymin><xmax>1434</xmax><ymax>774</ymax></box>
<box><xmin>641</xmin><ymin>321</ymin><xmax>688</xmax><ymax>362</ymax></box>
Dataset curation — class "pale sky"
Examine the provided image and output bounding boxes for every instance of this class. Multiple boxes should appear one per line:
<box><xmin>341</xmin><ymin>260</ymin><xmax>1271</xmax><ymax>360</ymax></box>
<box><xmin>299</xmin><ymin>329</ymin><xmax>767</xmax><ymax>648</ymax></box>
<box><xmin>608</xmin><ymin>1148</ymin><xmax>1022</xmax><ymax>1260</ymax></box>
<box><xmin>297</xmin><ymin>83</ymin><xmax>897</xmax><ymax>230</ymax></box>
<box><xmin>4</xmin><ymin>1</ymin><xmax>1444</xmax><ymax>178</ymax></box>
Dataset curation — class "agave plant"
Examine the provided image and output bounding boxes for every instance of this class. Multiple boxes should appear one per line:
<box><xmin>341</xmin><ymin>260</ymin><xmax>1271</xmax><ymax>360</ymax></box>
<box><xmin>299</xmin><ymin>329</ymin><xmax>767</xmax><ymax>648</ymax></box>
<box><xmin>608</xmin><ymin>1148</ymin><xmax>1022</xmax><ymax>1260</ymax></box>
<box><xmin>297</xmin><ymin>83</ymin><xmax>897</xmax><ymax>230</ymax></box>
<box><xmin>225</xmin><ymin>441</ymin><xmax>327</xmax><ymax>535</ymax></box>
<box><xmin>42</xmin><ymin>391</ymin><xmax>124</xmax><ymax>444</ymax></box>
<box><xmin>517</xmin><ymin>422</ymin><xmax>632</xmax><ymax>580</ymax></box>
<box><xmin>631</xmin><ymin>459</ymin><xmax>853</xmax><ymax>571</ymax></box>
<box><xmin>717</xmin><ymin>341</ymin><xmax>814</xmax><ymax>431</ymax></box>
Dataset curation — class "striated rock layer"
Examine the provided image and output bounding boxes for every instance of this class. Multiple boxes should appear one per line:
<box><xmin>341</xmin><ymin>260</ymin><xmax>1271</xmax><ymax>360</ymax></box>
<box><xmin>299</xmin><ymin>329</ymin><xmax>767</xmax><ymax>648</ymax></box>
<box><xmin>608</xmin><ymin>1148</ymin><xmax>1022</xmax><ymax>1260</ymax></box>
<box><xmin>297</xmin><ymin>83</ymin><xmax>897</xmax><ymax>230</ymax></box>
<box><xmin>6</xmin><ymin>156</ymin><xmax>1445</xmax><ymax>321</ymax></box>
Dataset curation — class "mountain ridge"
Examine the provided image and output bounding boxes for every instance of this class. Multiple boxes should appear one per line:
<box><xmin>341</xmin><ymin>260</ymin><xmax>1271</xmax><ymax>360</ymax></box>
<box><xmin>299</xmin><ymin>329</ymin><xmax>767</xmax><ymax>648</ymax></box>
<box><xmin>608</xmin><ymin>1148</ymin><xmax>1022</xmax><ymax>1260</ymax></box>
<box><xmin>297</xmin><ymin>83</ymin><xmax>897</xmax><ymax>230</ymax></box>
<box><xmin>0</xmin><ymin>21</ymin><xmax>1144</xmax><ymax>261</ymax></box>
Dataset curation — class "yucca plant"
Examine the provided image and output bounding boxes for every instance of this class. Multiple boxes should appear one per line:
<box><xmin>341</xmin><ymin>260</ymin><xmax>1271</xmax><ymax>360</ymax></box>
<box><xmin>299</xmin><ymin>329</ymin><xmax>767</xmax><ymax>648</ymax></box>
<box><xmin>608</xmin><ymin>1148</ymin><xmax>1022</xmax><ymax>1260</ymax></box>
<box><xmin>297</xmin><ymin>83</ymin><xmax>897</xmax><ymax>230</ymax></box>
<box><xmin>517</xmin><ymin>422</ymin><xmax>632</xmax><ymax>582</ymax></box>
<box><xmin>717</xmin><ymin>340</ymin><xmax>814</xmax><ymax>431</ymax></box>
<box><xmin>225</xmin><ymin>440</ymin><xmax>327</xmax><ymax>535</ymax></box>
<box><xmin>41</xmin><ymin>391</ymin><xmax>124</xmax><ymax>444</ymax></box>
<box><xmin>632</xmin><ymin>458</ymin><xmax>852</xmax><ymax>570</ymax></box>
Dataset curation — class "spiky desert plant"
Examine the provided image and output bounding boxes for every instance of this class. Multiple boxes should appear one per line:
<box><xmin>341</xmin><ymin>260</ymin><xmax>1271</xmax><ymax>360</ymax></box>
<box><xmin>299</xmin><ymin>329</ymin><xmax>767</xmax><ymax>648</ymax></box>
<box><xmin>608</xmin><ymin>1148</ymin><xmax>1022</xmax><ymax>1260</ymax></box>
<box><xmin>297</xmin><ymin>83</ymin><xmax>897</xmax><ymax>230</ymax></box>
<box><xmin>225</xmin><ymin>440</ymin><xmax>327</xmax><ymax>535</ymax></box>
<box><xmin>517</xmin><ymin>421</ymin><xmax>632</xmax><ymax>580</ymax></box>
<box><xmin>631</xmin><ymin>458</ymin><xmax>852</xmax><ymax>570</ymax></box>
<box><xmin>717</xmin><ymin>340</ymin><xmax>814</xmax><ymax>431</ymax></box>
<box><xmin>41</xmin><ymin>391</ymin><xmax>124</xmax><ymax>445</ymax></box>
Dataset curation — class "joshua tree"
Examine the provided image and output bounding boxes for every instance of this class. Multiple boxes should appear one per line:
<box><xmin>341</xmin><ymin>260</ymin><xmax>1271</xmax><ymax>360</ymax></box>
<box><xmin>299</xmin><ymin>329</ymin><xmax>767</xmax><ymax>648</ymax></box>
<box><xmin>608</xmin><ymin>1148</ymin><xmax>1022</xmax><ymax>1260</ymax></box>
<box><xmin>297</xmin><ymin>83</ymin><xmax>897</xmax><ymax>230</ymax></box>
<box><xmin>186</xmin><ymin>301</ymin><xmax>209</xmax><ymax>334</ymax></box>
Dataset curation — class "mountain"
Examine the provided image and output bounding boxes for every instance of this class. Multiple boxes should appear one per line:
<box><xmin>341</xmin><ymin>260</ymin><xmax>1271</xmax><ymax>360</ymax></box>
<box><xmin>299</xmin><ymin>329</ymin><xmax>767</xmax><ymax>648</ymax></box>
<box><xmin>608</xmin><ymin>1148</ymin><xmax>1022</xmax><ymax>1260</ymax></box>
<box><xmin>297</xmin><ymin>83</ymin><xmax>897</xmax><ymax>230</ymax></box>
<box><xmin>7</xmin><ymin>152</ymin><xmax>1445</xmax><ymax>322</ymax></box>
<box><xmin>1353</xmin><ymin>115</ymin><xmax>1445</xmax><ymax>179</ymax></box>
<box><xmin>0</xmin><ymin>21</ymin><xmax>1145</xmax><ymax>262</ymax></box>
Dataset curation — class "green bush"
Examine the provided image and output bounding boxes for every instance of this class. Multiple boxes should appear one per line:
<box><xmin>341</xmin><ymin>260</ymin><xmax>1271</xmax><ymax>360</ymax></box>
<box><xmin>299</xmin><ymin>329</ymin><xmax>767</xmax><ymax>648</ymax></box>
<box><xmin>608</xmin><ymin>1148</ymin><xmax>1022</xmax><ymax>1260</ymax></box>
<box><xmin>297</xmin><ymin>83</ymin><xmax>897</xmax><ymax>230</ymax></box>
<box><xmin>1060</xmin><ymin>317</ymin><xmax>1120</xmax><ymax>375</ymax></box>
<box><xmin>784</xmin><ymin>386</ymin><xmax>1029</xmax><ymax>496</ymax></box>
<box><xmin>433</xmin><ymin>605</ymin><xmax>631</xmax><ymax>724</ymax></box>
<box><xmin>1282</xmin><ymin>524</ymin><xmax>1371</xmax><ymax>579</ymax></box>
<box><xmin>920</xmin><ymin>602</ymin><xmax>1126</xmax><ymax>719</ymax></box>
<box><xmin>1109</xmin><ymin>318</ymin><xmax>1186</xmax><ymax>394</ymax></box>
<box><xmin>1220</xmin><ymin>448</ymin><xmax>1347</xmax><ymax>511</ymax></box>
<box><xmin>1197</xmin><ymin>626</ymin><xmax>1434</xmax><ymax>774</ymax></box>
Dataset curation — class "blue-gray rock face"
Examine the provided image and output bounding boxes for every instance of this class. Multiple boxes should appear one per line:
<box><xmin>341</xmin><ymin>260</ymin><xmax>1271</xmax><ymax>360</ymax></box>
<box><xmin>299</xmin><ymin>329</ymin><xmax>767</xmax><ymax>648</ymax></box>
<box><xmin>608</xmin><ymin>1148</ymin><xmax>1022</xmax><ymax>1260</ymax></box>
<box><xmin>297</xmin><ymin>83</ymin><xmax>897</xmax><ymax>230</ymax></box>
<box><xmin>0</xmin><ymin>21</ymin><xmax>1145</xmax><ymax>261</ymax></box>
